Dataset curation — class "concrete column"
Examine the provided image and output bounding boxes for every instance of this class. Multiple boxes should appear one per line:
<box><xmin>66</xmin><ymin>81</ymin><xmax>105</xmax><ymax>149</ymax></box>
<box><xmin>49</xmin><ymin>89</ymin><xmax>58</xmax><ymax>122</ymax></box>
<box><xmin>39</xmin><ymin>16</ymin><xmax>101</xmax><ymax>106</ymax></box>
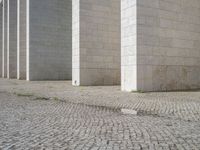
<box><xmin>7</xmin><ymin>0</ymin><xmax>17</xmax><ymax>78</ymax></box>
<box><xmin>0</xmin><ymin>3</ymin><xmax>2</xmax><ymax>77</ymax></box>
<box><xmin>121</xmin><ymin>0</ymin><xmax>137</xmax><ymax>92</ymax></box>
<box><xmin>2</xmin><ymin>0</ymin><xmax>7</xmax><ymax>78</ymax></box>
<box><xmin>26</xmin><ymin>0</ymin><xmax>72</xmax><ymax>80</ymax></box>
<box><xmin>17</xmin><ymin>0</ymin><xmax>26</xmax><ymax>79</ymax></box>
<box><xmin>121</xmin><ymin>0</ymin><xmax>200</xmax><ymax>92</ymax></box>
<box><xmin>72</xmin><ymin>0</ymin><xmax>121</xmax><ymax>86</ymax></box>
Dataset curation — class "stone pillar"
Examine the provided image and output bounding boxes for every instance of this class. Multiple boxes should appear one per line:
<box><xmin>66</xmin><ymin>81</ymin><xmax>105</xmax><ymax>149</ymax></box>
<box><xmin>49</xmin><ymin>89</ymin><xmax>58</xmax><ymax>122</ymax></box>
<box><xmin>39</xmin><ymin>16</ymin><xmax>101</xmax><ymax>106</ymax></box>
<box><xmin>17</xmin><ymin>0</ymin><xmax>26</xmax><ymax>79</ymax></box>
<box><xmin>72</xmin><ymin>0</ymin><xmax>121</xmax><ymax>86</ymax></box>
<box><xmin>121</xmin><ymin>0</ymin><xmax>200</xmax><ymax>92</ymax></box>
<box><xmin>2</xmin><ymin>0</ymin><xmax>7</xmax><ymax>78</ymax></box>
<box><xmin>7</xmin><ymin>0</ymin><xmax>17</xmax><ymax>78</ymax></box>
<box><xmin>0</xmin><ymin>3</ymin><xmax>2</xmax><ymax>77</ymax></box>
<box><xmin>121</xmin><ymin>0</ymin><xmax>137</xmax><ymax>91</ymax></box>
<box><xmin>26</xmin><ymin>0</ymin><xmax>72</xmax><ymax>80</ymax></box>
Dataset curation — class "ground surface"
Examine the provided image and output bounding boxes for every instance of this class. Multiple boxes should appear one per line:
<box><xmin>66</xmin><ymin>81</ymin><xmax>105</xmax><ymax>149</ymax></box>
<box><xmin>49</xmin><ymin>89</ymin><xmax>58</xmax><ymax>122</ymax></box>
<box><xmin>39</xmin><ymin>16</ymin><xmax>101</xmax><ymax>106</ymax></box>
<box><xmin>0</xmin><ymin>79</ymin><xmax>200</xmax><ymax>150</ymax></box>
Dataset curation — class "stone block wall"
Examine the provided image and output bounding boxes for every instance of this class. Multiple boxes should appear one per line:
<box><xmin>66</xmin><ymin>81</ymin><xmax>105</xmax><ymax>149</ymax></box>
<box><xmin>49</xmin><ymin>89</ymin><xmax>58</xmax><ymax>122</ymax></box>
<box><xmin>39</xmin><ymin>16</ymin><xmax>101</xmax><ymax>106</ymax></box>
<box><xmin>2</xmin><ymin>0</ymin><xmax>7</xmax><ymax>78</ymax></box>
<box><xmin>122</xmin><ymin>0</ymin><xmax>200</xmax><ymax>91</ymax></box>
<box><xmin>0</xmin><ymin>4</ymin><xmax>2</xmax><ymax>77</ymax></box>
<box><xmin>72</xmin><ymin>0</ymin><xmax>121</xmax><ymax>86</ymax></box>
<box><xmin>138</xmin><ymin>0</ymin><xmax>200</xmax><ymax>91</ymax></box>
<box><xmin>7</xmin><ymin>0</ymin><xmax>17</xmax><ymax>78</ymax></box>
<box><xmin>27</xmin><ymin>0</ymin><xmax>72</xmax><ymax>80</ymax></box>
<box><xmin>1</xmin><ymin>0</ymin><xmax>200</xmax><ymax>92</ymax></box>
<box><xmin>17</xmin><ymin>0</ymin><xmax>26</xmax><ymax>79</ymax></box>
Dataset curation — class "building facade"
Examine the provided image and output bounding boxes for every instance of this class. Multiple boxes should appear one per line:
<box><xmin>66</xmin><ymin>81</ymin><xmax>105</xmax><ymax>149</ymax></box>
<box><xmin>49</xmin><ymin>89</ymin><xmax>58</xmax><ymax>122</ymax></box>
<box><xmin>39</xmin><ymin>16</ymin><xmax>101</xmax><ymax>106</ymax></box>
<box><xmin>121</xmin><ymin>0</ymin><xmax>200</xmax><ymax>91</ymax></box>
<box><xmin>0</xmin><ymin>0</ymin><xmax>200</xmax><ymax>92</ymax></box>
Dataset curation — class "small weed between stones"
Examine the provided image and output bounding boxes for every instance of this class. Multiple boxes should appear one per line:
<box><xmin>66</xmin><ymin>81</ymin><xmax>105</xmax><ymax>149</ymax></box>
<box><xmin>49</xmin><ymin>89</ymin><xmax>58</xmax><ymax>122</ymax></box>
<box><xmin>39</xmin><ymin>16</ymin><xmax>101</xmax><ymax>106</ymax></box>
<box><xmin>131</xmin><ymin>90</ymin><xmax>146</xmax><ymax>93</ymax></box>
<box><xmin>14</xmin><ymin>92</ymin><xmax>34</xmax><ymax>97</ymax></box>
<box><xmin>52</xmin><ymin>97</ymin><xmax>66</xmax><ymax>102</ymax></box>
<box><xmin>34</xmin><ymin>97</ymin><xmax>50</xmax><ymax>101</ymax></box>
<box><xmin>53</xmin><ymin>97</ymin><xmax>59</xmax><ymax>101</ymax></box>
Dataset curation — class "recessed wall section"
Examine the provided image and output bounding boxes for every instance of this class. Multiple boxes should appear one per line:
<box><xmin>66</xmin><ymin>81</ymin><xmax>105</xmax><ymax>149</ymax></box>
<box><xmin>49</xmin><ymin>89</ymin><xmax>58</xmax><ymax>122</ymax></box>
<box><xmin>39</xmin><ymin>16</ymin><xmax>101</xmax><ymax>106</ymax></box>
<box><xmin>7</xmin><ymin>0</ymin><xmax>17</xmax><ymax>78</ymax></box>
<box><xmin>17</xmin><ymin>0</ymin><xmax>26</xmax><ymax>79</ymax></box>
<box><xmin>2</xmin><ymin>0</ymin><xmax>7</xmax><ymax>78</ymax></box>
<box><xmin>27</xmin><ymin>0</ymin><xmax>72</xmax><ymax>80</ymax></box>
<box><xmin>72</xmin><ymin>0</ymin><xmax>121</xmax><ymax>86</ymax></box>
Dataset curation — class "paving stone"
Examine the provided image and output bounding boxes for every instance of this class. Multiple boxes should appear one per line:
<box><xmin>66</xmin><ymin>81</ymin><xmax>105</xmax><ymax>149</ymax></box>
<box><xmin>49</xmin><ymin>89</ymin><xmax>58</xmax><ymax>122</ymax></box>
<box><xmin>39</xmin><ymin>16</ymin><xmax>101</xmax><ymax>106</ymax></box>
<box><xmin>0</xmin><ymin>79</ymin><xmax>200</xmax><ymax>149</ymax></box>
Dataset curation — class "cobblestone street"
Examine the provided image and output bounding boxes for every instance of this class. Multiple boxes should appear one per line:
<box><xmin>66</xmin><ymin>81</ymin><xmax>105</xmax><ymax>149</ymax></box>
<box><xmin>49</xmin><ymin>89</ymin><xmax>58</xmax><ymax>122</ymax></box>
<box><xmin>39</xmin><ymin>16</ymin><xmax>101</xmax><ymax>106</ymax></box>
<box><xmin>0</xmin><ymin>79</ymin><xmax>200</xmax><ymax>149</ymax></box>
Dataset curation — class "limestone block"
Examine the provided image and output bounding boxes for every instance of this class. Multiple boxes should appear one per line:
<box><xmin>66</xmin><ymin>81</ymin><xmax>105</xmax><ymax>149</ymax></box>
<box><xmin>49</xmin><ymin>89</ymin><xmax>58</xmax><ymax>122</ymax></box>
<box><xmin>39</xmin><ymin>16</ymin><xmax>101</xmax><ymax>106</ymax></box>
<box><xmin>121</xmin><ymin>0</ymin><xmax>137</xmax><ymax>91</ymax></box>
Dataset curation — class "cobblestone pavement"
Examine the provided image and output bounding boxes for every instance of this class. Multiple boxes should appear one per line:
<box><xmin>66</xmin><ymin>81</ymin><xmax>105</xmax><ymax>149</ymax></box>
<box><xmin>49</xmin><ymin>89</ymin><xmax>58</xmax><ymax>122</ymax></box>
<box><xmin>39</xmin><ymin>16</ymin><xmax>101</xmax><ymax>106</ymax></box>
<box><xmin>0</xmin><ymin>79</ymin><xmax>200</xmax><ymax>149</ymax></box>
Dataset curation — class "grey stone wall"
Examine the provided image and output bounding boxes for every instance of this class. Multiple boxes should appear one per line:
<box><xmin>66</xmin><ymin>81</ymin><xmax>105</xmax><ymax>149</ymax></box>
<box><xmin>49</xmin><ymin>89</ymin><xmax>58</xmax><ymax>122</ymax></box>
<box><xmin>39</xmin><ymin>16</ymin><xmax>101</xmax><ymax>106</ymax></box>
<box><xmin>0</xmin><ymin>4</ymin><xmax>2</xmax><ymax>77</ymax></box>
<box><xmin>138</xmin><ymin>0</ymin><xmax>200</xmax><ymax>91</ymax></box>
<box><xmin>72</xmin><ymin>0</ymin><xmax>121</xmax><ymax>86</ymax></box>
<box><xmin>122</xmin><ymin>0</ymin><xmax>200</xmax><ymax>92</ymax></box>
<box><xmin>27</xmin><ymin>0</ymin><xmax>72</xmax><ymax>80</ymax></box>
<box><xmin>2</xmin><ymin>0</ymin><xmax>7</xmax><ymax>78</ymax></box>
<box><xmin>17</xmin><ymin>0</ymin><xmax>26</xmax><ymax>79</ymax></box>
<box><xmin>7</xmin><ymin>0</ymin><xmax>17</xmax><ymax>78</ymax></box>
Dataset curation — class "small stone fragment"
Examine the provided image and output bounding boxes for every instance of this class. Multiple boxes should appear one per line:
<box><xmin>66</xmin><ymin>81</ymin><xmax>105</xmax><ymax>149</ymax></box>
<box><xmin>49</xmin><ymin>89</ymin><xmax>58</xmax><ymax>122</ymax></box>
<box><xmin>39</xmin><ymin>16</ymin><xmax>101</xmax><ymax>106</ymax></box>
<box><xmin>121</xmin><ymin>109</ymin><xmax>137</xmax><ymax>115</ymax></box>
